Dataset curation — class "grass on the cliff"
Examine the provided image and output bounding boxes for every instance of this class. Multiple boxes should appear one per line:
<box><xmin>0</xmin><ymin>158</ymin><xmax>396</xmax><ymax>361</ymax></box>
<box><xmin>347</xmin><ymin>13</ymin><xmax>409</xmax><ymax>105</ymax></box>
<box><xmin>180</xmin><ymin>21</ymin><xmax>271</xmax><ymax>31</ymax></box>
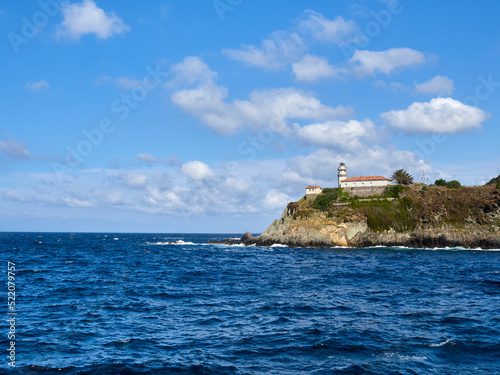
<box><xmin>295</xmin><ymin>182</ymin><xmax>500</xmax><ymax>233</ymax></box>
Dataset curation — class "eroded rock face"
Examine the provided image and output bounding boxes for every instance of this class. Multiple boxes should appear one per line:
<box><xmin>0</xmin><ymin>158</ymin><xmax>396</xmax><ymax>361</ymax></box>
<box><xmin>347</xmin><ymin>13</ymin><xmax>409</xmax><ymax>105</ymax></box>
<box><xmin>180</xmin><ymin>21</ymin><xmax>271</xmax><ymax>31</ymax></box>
<box><xmin>249</xmin><ymin>208</ymin><xmax>370</xmax><ymax>248</ymax></box>
<box><xmin>245</xmin><ymin>205</ymin><xmax>500</xmax><ymax>249</ymax></box>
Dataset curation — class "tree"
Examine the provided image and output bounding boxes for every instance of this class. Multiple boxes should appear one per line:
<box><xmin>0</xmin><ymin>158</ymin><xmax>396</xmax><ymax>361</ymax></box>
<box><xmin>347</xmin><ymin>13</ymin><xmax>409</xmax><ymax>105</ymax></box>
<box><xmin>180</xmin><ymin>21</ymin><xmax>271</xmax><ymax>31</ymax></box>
<box><xmin>391</xmin><ymin>169</ymin><xmax>414</xmax><ymax>185</ymax></box>
<box><xmin>435</xmin><ymin>178</ymin><xmax>447</xmax><ymax>186</ymax></box>
<box><xmin>447</xmin><ymin>180</ymin><xmax>461</xmax><ymax>189</ymax></box>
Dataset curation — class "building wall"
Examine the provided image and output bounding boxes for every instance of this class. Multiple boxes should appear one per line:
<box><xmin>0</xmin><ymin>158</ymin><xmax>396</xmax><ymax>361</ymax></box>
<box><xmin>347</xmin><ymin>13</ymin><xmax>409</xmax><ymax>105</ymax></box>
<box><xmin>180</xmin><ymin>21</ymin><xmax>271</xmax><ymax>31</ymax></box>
<box><xmin>342</xmin><ymin>180</ymin><xmax>391</xmax><ymax>189</ymax></box>
<box><xmin>345</xmin><ymin>186</ymin><xmax>388</xmax><ymax>197</ymax></box>
<box><xmin>306</xmin><ymin>187</ymin><xmax>322</xmax><ymax>195</ymax></box>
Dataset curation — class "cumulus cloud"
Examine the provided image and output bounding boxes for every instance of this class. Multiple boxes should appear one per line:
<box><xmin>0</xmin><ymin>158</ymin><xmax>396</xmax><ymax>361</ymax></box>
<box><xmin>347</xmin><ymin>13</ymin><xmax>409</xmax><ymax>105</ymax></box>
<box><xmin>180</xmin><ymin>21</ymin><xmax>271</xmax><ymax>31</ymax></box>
<box><xmin>120</xmin><ymin>172</ymin><xmax>148</xmax><ymax>188</ymax></box>
<box><xmin>223</xmin><ymin>10</ymin><xmax>359</xmax><ymax>70</ymax></box>
<box><xmin>297</xmin><ymin>10</ymin><xmax>358</xmax><ymax>45</ymax></box>
<box><xmin>223</xmin><ymin>31</ymin><xmax>305</xmax><ymax>70</ymax></box>
<box><xmin>380</xmin><ymin>97</ymin><xmax>490</xmax><ymax>134</ymax></box>
<box><xmin>292</xmin><ymin>55</ymin><xmax>344</xmax><ymax>82</ymax></box>
<box><xmin>170</xmin><ymin>56</ymin><xmax>217</xmax><ymax>85</ymax></box>
<box><xmin>170</xmin><ymin>57</ymin><xmax>353</xmax><ymax>135</ymax></box>
<box><xmin>182</xmin><ymin>161</ymin><xmax>213</xmax><ymax>180</ymax></box>
<box><xmin>414</xmin><ymin>75</ymin><xmax>455</xmax><ymax>95</ymax></box>
<box><xmin>287</xmin><ymin>147</ymin><xmax>433</xmax><ymax>183</ymax></box>
<box><xmin>57</xmin><ymin>0</ymin><xmax>129</xmax><ymax>41</ymax></box>
<box><xmin>24</xmin><ymin>80</ymin><xmax>50</xmax><ymax>91</ymax></box>
<box><xmin>0</xmin><ymin>137</ymin><xmax>33</xmax><ymax>159</ymax></box>
<box><xmin>296</xmin><ymin>119</ymin><xmax>378</xmax><ymax>150</ymax></box>
<box><xmin>350</xmin><ymin>48</ymin><xmax>428</xmax><ymax>77</ymax></box>
<box><xmin>263</xmin><ymin>190</ymin><xmax>292</xmax><ymax>210</ymax></box>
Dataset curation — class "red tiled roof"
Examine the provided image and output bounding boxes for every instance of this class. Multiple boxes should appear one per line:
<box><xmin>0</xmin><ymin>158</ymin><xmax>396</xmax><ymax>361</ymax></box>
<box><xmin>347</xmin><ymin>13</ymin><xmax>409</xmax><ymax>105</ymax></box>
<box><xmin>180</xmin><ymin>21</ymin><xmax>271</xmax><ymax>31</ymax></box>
<box><xmin>306</xmin><ymin>186</ymin><xmax>321</xmax><ymax>188</ymax></box>
<box><xmin>342</xmin><ymin>176</ymin><xmax>392</xmax><ymax>182</ymax></box>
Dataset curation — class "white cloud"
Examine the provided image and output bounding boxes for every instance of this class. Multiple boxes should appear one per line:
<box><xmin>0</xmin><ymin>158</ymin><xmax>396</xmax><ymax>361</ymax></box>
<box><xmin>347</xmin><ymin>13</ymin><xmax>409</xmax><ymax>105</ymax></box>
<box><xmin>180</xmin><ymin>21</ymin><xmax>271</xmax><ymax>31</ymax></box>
<box><xmin>296</xmin><ymin>119</ymin><xmax>378</xmax><ymax>150</ymax></box>
<box><xmin>170</xmin><ymin>56</ymin><xmax>217</xmax><ymax>85</ymax></box>
<box><xmin>182</xmin><ymin>161</ymin><xmax>213</xmax><ymax>180</ymax></box>
<box><xmin>292</xmin><ymin>55</ymin><xmax>344</xmax><ymax>82</ymax></box>
<box><xmin>380</xmin><ymin>97</ymin><xmax>490</xmax><ymax>134</ymax></box>
<box><xmin>223</xmin><ymin>10</ymin><xmax>359</xmax><ymax>71</ymax></box>
<box><xmin>350</xmin><ymin>48</ymin><xmax>428</xmax><ymax>77</ymax></box>
<box><xmin>415</xmin><ymin>75</ymin><xmax>455</xmax><ymax>95</ymax></box>
<box><xmin>223</xmin><ymin>31</ymin><xmax>305</xmax><ymax>70</ymax></box>
<box><xmin>263</xmin><ymin>190</ymin><xmax>292</xmax><ymax>210</ymax></box>
<box><xmin>298</xmin><ymin>10</ymin><xmax>359</xmax><ymax>45</ymax></box>
<box><xmin>60</xmin><ymin>197</ymin><xmax>94</xmax><ymax>208</ymax></box>
<box><xmin>0</xmin><ymin>138</ymin><xmax>33</xmax><ymax>159</ymax></box>
<box><xmin>120</xmin><ymin>172</ymin><xmax>148</xmax><ymax>188</ymax></box>
<box><xmin>57</xmin><ymin>0</ymin><xmax>129</xmax><ymax>41</ymax></box>
<box><xmin>287</xmin><ymin>147</ymin><xmax>433</xmax><ymax>184</ymax></box>
<box><xmin>24</xmin><ymin>80</ymin><xmax>50</xmax><ymax>91</ymax></box>
<box><xmin>374</xmin><ymin>80</ymin><xmax>409</xmax><ymax>92</ymax></box>
<box><xmin>170</xmin><ymin>57</ymin><xmax>353</xmax><ymax>135</ymax></box>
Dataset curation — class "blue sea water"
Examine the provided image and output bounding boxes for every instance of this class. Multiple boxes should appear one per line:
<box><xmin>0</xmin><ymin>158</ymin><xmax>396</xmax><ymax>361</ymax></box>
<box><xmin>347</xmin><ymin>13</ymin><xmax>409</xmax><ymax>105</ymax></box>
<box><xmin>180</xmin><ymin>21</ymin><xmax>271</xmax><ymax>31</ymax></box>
<box><xmin>0</xmin><ymin>232</ymin><xmax>499</xmax><ymax>375</ymax></box>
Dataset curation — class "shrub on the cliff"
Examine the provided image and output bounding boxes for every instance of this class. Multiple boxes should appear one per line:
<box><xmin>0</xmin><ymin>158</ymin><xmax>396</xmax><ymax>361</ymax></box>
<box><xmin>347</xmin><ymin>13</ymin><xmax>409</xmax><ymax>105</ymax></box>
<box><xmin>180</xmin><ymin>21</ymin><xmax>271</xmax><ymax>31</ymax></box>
<box><xmin>312</xmin><ymin>188</ymin><xmax>344</xmax><ymax>211</ymax></box>
<box><xmin>293</xmin><ymin>209</ymin><xmax>313</xmax><ymax>219</ymax></box>
<box><xmin>365</xmin><ymin>200</ymin><xmax>417</xmax><ymax>232</ymax></box>
<box><xmin>447</xmin><ymin>180</ymin><xmax>461</xmax><ymax>189</ymax></box>
<box><xmin>497</xmin><ymin>180</ymin><xmax>500</xmax><ymax>189</ymax></box>
<box><xmin>435</xmin><ymin>178</ymin><xmax>447</xmax><ymax>186</ymax></box>
<box><xmin>384</xmin><ymin>185</ymin><xmax>404</xmax><ymax>198</ymax></box>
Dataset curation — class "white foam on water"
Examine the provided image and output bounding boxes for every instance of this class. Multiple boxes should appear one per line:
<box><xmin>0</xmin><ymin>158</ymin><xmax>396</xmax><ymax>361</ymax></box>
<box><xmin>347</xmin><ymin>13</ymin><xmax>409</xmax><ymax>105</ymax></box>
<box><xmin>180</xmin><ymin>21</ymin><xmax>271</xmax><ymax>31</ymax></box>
<box><xmin>146</xmin><ymin>240</ymin><xmax>197</xmax><ymax>246</ymax></box>
<box><xmin>270</xmin><ymin>244</ymin><xmax>288</xmax><ymax>247</ymax></box>
<box><xmin>429</xmin><ymin>338</ymin><xmax>453</xmax><ymax>347</ymax></box>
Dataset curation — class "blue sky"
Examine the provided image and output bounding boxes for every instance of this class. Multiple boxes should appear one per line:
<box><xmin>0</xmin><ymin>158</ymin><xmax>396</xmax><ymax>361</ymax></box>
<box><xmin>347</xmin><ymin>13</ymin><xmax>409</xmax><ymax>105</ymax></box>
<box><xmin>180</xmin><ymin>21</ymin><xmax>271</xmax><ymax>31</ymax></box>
<box><xmin>1</xmin><ymin>0</ymin><xmax>500</xmax><ymax>233</ymax></box>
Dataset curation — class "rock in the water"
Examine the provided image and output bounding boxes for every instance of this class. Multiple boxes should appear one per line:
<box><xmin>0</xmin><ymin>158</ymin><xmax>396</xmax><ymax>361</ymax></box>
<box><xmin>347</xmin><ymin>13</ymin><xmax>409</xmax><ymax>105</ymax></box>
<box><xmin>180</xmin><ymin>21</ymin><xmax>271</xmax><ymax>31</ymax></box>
<box><xmin>241</xmin><ymin>232</ymin><xmax>254</xmax><ymax>243</ymax></box>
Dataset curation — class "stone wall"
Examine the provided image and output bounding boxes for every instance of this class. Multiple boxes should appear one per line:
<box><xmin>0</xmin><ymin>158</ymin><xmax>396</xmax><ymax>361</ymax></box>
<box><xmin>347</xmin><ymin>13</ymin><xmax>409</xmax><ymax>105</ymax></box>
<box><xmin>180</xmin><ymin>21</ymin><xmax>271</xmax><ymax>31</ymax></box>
<box><xmin>346</xmin><ymin>186</ymin><xmax>387</xmax><ymax>197</ymax></box>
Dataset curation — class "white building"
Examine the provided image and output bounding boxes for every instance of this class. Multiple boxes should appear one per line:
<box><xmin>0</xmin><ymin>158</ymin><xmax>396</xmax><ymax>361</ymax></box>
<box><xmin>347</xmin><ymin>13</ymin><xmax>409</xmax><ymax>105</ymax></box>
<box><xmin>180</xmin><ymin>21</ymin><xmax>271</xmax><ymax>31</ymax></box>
<box><xmin>305</xmin><ymin>185</ymin><xmax>322</xmax><ymax>197</ymax></box>
<box><xmin>337</xmin><ymin>162</ymin><xmax>392</xmax><ymax>188</ymax></box>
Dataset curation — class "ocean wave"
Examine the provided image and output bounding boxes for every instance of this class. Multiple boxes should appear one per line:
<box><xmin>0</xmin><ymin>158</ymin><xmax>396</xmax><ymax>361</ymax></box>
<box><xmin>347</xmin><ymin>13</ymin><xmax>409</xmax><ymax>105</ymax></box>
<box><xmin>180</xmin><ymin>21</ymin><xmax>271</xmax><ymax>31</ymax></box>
<box><xmin>146</xmin><ymin>240</ymin><xmax>197</xmax><ymax>246</ymax></box>
<box><xmin>270</xmin><ymin>244</ymin><xmax>288</xmax><ymax>247</ymax></box>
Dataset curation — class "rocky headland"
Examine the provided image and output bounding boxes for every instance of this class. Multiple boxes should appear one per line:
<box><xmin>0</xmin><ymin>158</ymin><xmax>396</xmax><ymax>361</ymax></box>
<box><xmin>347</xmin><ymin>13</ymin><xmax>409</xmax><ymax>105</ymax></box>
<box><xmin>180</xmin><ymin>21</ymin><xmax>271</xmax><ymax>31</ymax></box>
<box><xmin>237</xmin><ymin>179</ymin><xmax>500</xmax><ymax>249</ymax></box>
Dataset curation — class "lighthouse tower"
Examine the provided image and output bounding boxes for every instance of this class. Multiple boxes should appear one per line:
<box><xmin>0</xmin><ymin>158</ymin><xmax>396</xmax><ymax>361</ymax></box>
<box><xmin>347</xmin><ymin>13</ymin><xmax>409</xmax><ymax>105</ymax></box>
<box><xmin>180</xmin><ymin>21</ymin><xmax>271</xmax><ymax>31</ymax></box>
<box><xmin>337</xmin><ymin>162</ymin><xmax>347</xmax><ymax>187</ymax></box>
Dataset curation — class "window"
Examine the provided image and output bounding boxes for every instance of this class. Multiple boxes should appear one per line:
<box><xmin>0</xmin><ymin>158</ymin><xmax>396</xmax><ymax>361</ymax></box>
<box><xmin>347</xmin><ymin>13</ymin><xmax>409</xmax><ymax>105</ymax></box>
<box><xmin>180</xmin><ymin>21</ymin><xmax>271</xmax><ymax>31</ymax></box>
<box><xmin>370</xmin><ymin>182</ymin><xmax>373</xmax><ymax>186</ymax></box>
<box><xmin>362</xmin><ymin>182</ymin><xmax>365</xmax><ymax>187</ymax></box>
<box><xmin>353</xmin><ymin>183</ymin><xmax>356</xmax><ymax>187</ymax></box>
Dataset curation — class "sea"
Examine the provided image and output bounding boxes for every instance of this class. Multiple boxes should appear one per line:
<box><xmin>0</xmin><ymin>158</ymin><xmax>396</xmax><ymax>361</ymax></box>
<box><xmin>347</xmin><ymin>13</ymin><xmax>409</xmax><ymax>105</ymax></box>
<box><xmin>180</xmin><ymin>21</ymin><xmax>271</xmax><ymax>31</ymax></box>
<box><xmin>0</xmin><ymin>232</ymin><xmax>499</xmax><ymax>375</ymax></box>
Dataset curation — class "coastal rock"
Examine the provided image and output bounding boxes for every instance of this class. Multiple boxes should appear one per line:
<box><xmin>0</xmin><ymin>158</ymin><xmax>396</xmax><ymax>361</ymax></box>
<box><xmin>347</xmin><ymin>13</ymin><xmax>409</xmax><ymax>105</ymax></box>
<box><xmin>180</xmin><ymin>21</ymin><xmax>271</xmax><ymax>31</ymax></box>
<box><xmin>241</xmin><ymin>231</ymin><xmax>254</xmax><ymax>242</ymax></box>
<box><xmin>247</xmin><ymin>184</ymin><xmax>500</xmax><ymax>249</ymax></box>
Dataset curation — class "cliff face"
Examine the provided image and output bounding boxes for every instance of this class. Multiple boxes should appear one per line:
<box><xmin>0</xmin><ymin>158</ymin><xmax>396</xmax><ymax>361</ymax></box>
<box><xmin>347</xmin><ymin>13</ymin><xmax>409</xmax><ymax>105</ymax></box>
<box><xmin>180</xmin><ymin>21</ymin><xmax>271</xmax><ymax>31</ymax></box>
<box><xmin>250</xmin><ymin>184</ymin><xmax>500</xmax><ymax>249</ymax></box>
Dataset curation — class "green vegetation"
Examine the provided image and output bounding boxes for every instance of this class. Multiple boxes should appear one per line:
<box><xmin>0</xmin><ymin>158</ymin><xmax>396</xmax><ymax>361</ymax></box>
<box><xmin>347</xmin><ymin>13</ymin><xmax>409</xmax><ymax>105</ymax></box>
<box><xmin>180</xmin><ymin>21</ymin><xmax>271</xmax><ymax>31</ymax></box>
<box><xmin>384</xmin><ymin>184</ymin><xmax>405</xmax><ymax>198</ymax></box>
<box><xmin>434</xmin><ymin>178</ymin><xmax>462</xmax><ymax>189</ymax></box>
<box><xmin>365</xmin><ymin>199</ymin><xmax>417</xmax><ymax>232</ymax></box>
<box><xmin>312</xmin><ymin>188</ymin><xmax>348</xmax><ymax>211</ymax></box>
<box><xmin>289</xmin><ymin>181</ymin><xmax>499</xmax><ymax>234</ymax></box>
<box><xmin>391</xmin><ymin>169</ymin><xmax>414</xmax><ymax>185</ymax></box>
<box><xmin>435</xmin><ymin>178</ymin><xmax>447</xmax><ymax>186</ymax></box>
<box><xmin>293</xmin><ymin>209</ymin><xmax>314</xmax><ymax>219</ymax></box>
<box><xmin>447</xmin><ymin>180</ymin><xmax>462</xmax><ymax>189</ymax></box>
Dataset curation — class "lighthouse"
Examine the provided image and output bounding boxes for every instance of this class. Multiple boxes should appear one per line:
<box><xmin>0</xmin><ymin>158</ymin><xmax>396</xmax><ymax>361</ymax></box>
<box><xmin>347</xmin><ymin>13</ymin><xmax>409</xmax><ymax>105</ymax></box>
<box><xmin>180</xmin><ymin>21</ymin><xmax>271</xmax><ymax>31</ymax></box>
<box><xmin>337</xmin><ymin>162</ymin><xmax>347</xmax><ymax>187</ymax></box>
